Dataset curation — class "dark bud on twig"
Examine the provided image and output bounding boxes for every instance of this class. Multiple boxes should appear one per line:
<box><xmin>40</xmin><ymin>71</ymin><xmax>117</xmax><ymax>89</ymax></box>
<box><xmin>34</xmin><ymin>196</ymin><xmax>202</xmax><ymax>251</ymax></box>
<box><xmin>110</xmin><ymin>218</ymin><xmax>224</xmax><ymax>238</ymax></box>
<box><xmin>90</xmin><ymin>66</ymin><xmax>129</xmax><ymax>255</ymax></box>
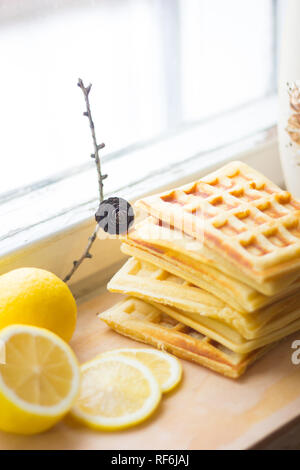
<box><xmin>90</xmin><ymin>153</ymin><xmax>95</xmax><ymax>159</ymax></box>
<box><xmin>73</xmin><ymin>260</ymin><xmax>78</xmax><ymax>267</ymax></box>
<box><xmin>101</xmin><ymin>174</ymin><xmax>108</xmax><ymax>181</ymax></box>
<box><xmin>97</xmin><ymin>143</ymin><xmax>105</xmax><ymax>150</ymax></box>
<box><xmin>95</xmin><ymin>197</ymin><xmax>134</xmax><ymax>235</ymax></box>
<box><xmin>85</xmin><ymin>253</ymin><xmax>93</xmax><ymax>259</ymax></box>
<box><xmin>83</xmin><ymin>111</ymin><xmax>89</xmax><ymax>117</ymax></box>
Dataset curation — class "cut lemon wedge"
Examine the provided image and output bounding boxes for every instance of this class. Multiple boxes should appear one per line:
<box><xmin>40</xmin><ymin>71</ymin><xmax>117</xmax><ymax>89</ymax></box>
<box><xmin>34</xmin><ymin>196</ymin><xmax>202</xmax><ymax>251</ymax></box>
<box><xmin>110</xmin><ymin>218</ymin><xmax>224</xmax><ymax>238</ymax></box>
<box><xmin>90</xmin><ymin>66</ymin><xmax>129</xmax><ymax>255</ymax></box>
<box><xmin>71</xmin><ymin>355</ymin><xmax>161</xmax><ymax>430</ymax></box>
<box><xmin>0</xmin><ymin>325</ymin><xmax>80</xmax><ymax>435</ymax></box>
<box><xmin>103</xmin><ymin>348</ymin><xmax>182</xmax><ymax>393</ymax></box>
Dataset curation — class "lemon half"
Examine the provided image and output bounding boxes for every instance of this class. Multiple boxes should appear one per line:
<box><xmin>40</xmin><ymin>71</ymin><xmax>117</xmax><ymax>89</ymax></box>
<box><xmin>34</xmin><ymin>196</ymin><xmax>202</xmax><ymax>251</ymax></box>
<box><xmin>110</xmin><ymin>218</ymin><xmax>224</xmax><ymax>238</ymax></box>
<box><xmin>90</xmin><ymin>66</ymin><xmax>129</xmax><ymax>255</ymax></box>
<box><xmin>102</xmin><ymin>348</ymin><xmax>182</xmax><ymax>393</ymax></box>
<box><xmin>0</xmin><ymin>325</ymin><xmax>80</xmax><ymax>435</ymax></box>
<box><xmin>71</xmin><ymin>355</ymin><xmax>161</xmax><ymax>431</ymax></box>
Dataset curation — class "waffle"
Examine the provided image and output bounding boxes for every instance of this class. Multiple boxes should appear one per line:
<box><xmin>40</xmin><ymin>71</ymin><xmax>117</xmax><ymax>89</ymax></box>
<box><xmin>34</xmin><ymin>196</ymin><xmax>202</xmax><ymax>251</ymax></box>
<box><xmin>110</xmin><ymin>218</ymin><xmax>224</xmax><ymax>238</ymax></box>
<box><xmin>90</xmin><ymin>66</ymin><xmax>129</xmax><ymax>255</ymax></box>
<box><xmin>124</xmin><ymin>216</ymin><xmax>300</xmax><ymax>301</ymax></box>
<box><xmin>149</xmin><ymin>301</ymin><xmax>300</xmax><ymax>354</ymax></box>
<box><xmin>108</xmin><ymin>257</ymin><xmax>300</xmax><ymax>340</ymax></box>
<box><xmin>135</xmin><ymin>161</ymin><xmax>300</xmax><ymax>289</ymax></box>
<box><xmin>121</xmin><ymin>240</ymin><xmax>300</xmax><ymax>313</ymax></box>
<box><xmin>99</xmin><ymin>297</ymin><xmax>273</xmax><ymax>379</ymax></box>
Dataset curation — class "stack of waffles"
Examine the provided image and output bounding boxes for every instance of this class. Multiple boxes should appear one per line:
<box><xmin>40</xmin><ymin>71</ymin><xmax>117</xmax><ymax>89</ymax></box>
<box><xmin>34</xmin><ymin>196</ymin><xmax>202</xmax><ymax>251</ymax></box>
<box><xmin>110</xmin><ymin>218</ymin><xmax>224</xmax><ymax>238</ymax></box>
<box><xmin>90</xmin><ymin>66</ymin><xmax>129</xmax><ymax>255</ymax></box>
<box><xmin>99</xmin><ymin>161</ymin><xmax>300</xmax><ymax>378</ymax></box>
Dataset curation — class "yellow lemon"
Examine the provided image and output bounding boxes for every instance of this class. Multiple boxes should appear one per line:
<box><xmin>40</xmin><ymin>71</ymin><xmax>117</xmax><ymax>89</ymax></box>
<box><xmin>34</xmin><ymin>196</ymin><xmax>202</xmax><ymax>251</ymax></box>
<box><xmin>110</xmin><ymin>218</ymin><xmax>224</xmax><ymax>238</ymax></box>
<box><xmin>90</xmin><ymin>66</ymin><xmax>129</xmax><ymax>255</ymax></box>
<box><xmin>71</xmin><ymin>355</ymin><xmax>161</xmax><ymax>430</ymax></box>
<box><xmin>102</xmin><ymin>348</ymin><xmax>182</xmax><ymax>393</ymax></box>
<box><xmin>0</xmin><ymin>268</ymin><xmax>76</xmax><ymax>342</ymax></box>
<box><xmin>0</xmin><ymin>324</ymin><xmax>80</xmax><ymax>435</ymax></box>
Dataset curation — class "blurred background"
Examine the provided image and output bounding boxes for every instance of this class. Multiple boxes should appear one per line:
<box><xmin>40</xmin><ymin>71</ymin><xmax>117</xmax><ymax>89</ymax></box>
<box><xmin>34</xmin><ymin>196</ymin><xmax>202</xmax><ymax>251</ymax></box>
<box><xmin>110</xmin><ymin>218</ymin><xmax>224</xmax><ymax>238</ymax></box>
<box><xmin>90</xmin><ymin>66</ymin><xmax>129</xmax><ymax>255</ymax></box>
<box><xmin>0</xmin><ymin>0</ymin><xmax>281</xmax><ymax>195</ymax></box>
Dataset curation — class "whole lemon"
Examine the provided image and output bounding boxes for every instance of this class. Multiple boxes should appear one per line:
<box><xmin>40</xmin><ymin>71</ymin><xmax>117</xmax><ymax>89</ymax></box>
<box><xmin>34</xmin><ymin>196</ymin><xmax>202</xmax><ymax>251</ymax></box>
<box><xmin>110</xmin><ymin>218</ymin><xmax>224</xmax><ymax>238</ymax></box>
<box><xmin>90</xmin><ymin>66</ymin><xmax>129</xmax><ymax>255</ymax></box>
<box><xmin>0</xmin><ymin>268</ymin><xmax>77</xmax><ymax>342</ymax></box>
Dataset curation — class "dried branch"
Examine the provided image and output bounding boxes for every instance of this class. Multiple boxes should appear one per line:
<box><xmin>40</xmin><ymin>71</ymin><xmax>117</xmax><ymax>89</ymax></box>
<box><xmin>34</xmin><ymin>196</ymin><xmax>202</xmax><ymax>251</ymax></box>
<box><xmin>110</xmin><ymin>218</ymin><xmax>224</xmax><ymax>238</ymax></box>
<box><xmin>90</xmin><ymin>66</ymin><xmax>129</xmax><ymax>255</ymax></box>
<box><xmin>63</xmin><ymin>225</ymin><xmax>100</xmax><ymax>283</ymax></box>
<box><xmin>77</xmin><ymin>78</ymin><xmax>107</xmax><ymax>201</ymax></box>
<box><xmin>63</xmin><ymin>78</ymin><xmax>106</xmax><ymax>283</ymax></box>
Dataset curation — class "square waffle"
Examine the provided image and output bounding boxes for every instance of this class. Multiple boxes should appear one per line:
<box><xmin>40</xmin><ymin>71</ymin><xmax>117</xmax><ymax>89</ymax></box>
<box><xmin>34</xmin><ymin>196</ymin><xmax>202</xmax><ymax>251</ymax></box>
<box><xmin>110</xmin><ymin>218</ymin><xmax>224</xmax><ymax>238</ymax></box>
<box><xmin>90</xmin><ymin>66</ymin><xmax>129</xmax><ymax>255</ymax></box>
<box><xmin>135</xmin><ymin>161</ymin><xmax>300</xmax><ymax>289</ymax></box>
<box><xmin>124</xmin><ymin>216</ymin><xmax>300</xmax><ymax>301</ymax></box>
<box><xmin>150</xmin><ymin>301</ymin><xmax>300</xmax><ymax>354</ymax></box>
<box><xmin>99</xmin><ymin>297</ymin><xmax>273</xmax><ymax>379</ymax></box>
<box><xmin>108</xmin><ymin>257</ymin><xmax>300</xmax><ymax>341</ymax></box>
<box><xmin>121</xmin><ymin>240</ymin><xmax>300</xmax><ymax>313</ymax></box>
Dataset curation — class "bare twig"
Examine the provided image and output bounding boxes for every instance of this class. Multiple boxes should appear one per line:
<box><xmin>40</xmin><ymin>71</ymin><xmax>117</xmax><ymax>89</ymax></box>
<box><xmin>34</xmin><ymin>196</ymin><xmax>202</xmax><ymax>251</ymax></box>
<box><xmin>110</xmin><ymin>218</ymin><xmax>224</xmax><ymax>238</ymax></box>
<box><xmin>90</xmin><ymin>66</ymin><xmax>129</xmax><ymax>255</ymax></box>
<box><xmin>63</xmin><ymin>79</ymin><xmax>106</xmax><ymax>283</ymax></box>
<box><xmin>77</xmin><ymin>78</ymin><xmax>107</xmax><ymax>201</ymax></box>
<box><xmin>63</xmin><ymin>225</ymin><xmax>100</xmax><ymax>283</ymax></box>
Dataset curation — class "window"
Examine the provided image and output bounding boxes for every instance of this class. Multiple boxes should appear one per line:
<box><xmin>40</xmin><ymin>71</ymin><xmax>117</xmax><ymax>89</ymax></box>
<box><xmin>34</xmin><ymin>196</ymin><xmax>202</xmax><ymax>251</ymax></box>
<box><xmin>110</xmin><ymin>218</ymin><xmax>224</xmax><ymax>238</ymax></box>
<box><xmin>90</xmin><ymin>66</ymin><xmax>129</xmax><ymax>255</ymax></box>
<box><xmin>0</xmin><ymin>0</ymin><xmax>278</xmax><ymax>198</ymax></box>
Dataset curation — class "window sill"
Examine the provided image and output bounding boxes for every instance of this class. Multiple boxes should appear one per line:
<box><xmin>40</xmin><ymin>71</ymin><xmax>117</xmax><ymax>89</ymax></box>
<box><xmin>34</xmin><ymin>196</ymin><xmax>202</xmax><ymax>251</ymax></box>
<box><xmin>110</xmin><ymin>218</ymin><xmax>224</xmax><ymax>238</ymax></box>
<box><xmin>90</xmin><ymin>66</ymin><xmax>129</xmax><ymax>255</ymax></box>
<box><xmin>0</xmin><ymin>96</ymin><xmax>281</xmax><ymax>299</ymax></box>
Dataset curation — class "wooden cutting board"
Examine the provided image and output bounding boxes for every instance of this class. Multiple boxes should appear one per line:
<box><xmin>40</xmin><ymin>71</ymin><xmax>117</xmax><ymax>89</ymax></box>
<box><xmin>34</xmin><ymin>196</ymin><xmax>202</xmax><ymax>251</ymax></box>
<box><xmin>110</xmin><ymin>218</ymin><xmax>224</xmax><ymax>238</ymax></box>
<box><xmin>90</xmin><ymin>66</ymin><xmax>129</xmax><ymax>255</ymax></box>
<box><xmin>1</xmin><ymin>289</ymin><xmax>300</xmax><ymax>450</ymax></box>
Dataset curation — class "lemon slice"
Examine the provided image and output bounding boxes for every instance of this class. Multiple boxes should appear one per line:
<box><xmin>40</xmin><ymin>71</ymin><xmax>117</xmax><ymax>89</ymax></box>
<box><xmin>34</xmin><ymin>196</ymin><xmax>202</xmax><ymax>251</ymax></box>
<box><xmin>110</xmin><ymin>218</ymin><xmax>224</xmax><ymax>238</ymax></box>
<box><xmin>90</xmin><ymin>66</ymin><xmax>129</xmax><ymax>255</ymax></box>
<box><xmin>103</xmin><ymin>348</ymin><xmax>182</xmax><ymax>393</ymax></box>
<box><xmin>71</xmin><ymin>355</ymin><xmax>161</xmax><ymax>430</ymax></box>
<box><xmin>0</xmin><ymin>325</ymin><xmax>80</xmax><ymax>435</ymax></box>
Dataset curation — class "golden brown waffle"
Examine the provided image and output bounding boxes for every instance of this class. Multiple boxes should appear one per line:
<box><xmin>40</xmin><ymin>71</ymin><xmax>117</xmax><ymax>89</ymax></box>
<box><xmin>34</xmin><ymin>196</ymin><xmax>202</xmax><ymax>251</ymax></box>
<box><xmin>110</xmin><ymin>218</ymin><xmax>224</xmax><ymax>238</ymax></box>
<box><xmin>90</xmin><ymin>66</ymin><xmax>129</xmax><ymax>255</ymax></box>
<box><xmin>108</xmin><ymin>257</ymin><xmax>300</xmax><ymax>341</ymax></box>
<box><xmin>121</xmin><ymin>240</ymin><xmax>300</xmax><ymax>313</ymax></box>
<box><xmin>124</xmin><ymin>216</ymin><xmax>300</xmax><ymax>300</ymax></box>
<box><xmin>99</xmin><ymin>297</ymin><xmax>273</xmax><ymax>379</ymax></box>
<box><xmin>135</xmin><ymin>161</ymin><xmax>300</xmax><ymax>289</ymax></box>
<box><xmin>150</xmin><ymin>301</ymin><xmax>300</xmax><ymax>354</ymax></box>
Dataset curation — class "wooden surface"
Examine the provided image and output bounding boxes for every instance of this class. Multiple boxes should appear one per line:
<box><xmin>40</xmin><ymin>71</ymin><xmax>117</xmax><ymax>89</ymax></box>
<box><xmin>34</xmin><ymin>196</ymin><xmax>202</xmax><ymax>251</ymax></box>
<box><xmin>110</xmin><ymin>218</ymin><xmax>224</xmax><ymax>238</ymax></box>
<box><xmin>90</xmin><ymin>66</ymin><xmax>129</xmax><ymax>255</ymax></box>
<box><xmin>1</xmin><ymin>289</ymin><xmax>300</xmax><ymax>450</ymax></box>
